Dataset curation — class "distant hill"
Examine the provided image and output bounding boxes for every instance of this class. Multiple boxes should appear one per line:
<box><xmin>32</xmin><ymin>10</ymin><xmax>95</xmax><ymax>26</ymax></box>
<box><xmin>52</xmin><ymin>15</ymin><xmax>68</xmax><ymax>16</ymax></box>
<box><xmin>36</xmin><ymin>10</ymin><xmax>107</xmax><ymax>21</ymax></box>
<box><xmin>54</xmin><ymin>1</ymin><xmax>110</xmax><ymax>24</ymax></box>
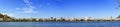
<box><xmin>0</xmin><ymin>13</ymin><xmax>11</xmax><ymax>18</ymax></box>
<box><xmin>117</xmin><ymin>15</ymin><xmax>120</xmax><ymax>18</ymax></box>
<box><xmin>0</xmin><ymin>13</ymin><xmax>4</xmax><ymax>18</ymax></box>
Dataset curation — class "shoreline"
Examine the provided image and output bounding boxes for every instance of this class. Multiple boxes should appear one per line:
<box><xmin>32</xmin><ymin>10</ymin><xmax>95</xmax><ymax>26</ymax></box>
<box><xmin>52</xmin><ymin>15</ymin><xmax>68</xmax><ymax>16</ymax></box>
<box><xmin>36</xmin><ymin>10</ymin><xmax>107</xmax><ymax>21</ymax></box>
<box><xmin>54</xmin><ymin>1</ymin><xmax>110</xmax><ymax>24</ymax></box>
<box><xmin>1</xmin><ymin>20</ymin><xmax>120</xmax><ymax>22</ymax></box>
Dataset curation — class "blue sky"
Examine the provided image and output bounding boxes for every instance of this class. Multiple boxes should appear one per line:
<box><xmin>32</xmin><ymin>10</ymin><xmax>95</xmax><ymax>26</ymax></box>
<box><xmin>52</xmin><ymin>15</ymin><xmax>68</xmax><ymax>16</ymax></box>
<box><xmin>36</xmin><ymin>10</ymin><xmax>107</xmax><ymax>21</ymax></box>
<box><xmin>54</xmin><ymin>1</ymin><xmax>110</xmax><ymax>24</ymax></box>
<box><xmin>0</xmin><ymin>0</ymin><xmax>119</xmax><ymax>18</ymax></box>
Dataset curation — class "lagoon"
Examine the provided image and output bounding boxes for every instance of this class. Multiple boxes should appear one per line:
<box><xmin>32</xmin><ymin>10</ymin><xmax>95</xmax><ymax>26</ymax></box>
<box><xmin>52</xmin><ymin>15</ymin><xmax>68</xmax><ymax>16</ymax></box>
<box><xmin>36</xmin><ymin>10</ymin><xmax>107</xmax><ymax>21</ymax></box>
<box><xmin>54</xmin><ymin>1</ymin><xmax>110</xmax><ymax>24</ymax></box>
<box><xmin>0</xmin><ymin>21</ymin><xmax>120</xmax><ymax>27</ymax></box>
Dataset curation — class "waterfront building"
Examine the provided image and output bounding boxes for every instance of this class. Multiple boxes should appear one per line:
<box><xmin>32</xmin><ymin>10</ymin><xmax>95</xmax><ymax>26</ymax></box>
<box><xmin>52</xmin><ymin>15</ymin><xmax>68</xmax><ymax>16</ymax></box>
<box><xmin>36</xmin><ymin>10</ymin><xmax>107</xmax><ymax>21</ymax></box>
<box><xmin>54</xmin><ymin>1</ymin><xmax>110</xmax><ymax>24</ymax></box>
<box><xmin>0</xmin><ymin>19</ymin><xmax>2</xmax><ymax>20</ymax></box>
<box><xmin>40</xmin><ymin>18</ymin><xmax>46</xmax><ymax>21</ymax></box>
<box><xmin>50</xmin><ymin>17</ymin><xmax>54</xmax><ymax>21</ymax></box>
<box><xmin>69</xmin><ymin>18</ymin><xmax>73</xmax><ymax>21</ymax></box>
<box><xmin>53</xmin><ymin>18</ymin><xmax>56</xmax><ymax>21</ymax></box>
<box><xmin>60</xmin><ymin>17</ymin><xmax>65</xmax><ymax>21</ymax></box>
<box><xmin>75</xmin><ymin>18</ymin><xmax>81</xmax><ymax>21</ymax></box>
<box><xmin>84</xmin><ymin>17</ymin><xmax>89</xmax><ymax>21</ymax></box>
<box><xmin>35</xmin><ymin>18</ymin><xmax>40</xmax><ymax>21</ymax></box>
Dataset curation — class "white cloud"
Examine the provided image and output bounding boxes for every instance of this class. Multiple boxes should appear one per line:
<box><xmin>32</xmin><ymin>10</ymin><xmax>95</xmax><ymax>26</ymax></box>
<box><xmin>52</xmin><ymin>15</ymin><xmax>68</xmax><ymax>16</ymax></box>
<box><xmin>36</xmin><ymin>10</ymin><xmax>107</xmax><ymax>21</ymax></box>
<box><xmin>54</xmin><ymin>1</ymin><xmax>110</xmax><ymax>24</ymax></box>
<box><xmin>23</xmin><ymin>0</ymin><xmax>32</xmax><ymax>6</ymax></box>
<box><xmin>23</xmin><ymin>7</ymin><xmax>38</xmax><ymax>13</ymax></box>
<box><xmin>16</xmin><ymin>0</ymin><xmax>38</xmax><ymax>13</ymax></box>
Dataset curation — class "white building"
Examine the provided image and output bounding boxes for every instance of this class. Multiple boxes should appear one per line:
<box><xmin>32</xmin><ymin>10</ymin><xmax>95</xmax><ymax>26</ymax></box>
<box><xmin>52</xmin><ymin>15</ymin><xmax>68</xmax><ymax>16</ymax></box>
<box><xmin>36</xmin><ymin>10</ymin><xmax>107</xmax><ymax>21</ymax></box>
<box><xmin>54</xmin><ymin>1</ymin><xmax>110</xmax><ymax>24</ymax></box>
<box><xmin>0</xmin><ymin>18</ymin><xmax>3</xmax><ymax>21</ymax></box>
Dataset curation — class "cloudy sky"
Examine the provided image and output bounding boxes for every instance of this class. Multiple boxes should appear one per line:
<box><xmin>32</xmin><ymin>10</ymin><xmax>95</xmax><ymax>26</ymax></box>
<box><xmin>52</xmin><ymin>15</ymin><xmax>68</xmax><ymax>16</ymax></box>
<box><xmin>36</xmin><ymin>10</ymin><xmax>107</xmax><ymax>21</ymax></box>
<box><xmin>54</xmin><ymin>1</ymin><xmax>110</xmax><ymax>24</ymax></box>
<box><xmin>0</xmin><ymin>0</ymin><xmax>119</xmax><ymax>18</ymax></box>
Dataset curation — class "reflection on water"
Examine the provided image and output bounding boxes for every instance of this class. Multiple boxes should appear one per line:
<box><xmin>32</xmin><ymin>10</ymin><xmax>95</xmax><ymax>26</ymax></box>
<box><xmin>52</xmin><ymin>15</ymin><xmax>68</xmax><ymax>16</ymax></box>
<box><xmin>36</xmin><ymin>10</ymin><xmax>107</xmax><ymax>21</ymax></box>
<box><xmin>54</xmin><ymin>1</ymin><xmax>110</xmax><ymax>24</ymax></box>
<box><xmin>0</xmin><ymin>21</ymin><xmax>120</xmax><ymax>27</ymax></box>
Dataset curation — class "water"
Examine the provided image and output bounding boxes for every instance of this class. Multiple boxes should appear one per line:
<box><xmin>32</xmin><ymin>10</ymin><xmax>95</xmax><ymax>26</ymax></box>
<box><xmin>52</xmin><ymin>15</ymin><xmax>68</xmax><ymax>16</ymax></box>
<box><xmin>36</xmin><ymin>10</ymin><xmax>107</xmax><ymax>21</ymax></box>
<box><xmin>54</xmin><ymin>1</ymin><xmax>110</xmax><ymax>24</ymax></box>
<box><xmin>0</xmin><ymin>21</ymin><xmax>120</xmax><ymax>27</ymax></box>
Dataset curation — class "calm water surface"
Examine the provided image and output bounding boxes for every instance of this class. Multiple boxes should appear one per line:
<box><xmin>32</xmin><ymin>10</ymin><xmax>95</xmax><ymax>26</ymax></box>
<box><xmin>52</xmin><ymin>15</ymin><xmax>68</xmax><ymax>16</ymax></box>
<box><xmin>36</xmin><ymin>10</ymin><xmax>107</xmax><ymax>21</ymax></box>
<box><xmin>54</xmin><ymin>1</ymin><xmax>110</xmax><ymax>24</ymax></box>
<box><xmin>0</xmin><ymin>21</ymin><xmax>120</xmax><ymax>27</ymax></box>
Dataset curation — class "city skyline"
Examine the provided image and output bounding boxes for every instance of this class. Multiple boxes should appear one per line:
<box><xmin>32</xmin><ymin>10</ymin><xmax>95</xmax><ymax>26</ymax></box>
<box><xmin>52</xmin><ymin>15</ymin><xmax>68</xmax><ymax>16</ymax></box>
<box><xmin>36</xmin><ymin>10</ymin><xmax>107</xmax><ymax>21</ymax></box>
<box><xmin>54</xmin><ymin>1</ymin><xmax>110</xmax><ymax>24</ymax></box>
<box><xmin>0</xmin><ymin>0</ymin><xmax>119</xmax><ymax>18</ymax></box>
